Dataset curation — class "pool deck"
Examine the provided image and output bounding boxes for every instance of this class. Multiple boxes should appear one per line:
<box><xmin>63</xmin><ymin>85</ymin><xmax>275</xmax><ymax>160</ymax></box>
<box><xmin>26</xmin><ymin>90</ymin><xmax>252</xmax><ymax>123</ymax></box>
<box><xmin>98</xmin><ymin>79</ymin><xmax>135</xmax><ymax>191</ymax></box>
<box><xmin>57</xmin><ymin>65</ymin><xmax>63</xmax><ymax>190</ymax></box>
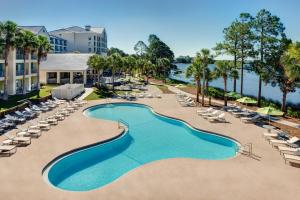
<box><xmin>1</xmin><ymin>85</ymin><xmax>300</xmax><ymax>200</ymax></box>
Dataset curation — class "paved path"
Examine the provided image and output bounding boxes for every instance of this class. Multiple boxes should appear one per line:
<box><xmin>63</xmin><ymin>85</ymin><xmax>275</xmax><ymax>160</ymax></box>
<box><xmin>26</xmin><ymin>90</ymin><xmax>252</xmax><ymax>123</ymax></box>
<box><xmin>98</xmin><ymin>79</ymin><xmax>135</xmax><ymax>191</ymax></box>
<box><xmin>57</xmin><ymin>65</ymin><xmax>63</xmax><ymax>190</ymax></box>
<box><xmin>166</xmin><ymin>84</ymin><xmax>300</xmax><ymax>129</ymax></box>
<box><xmin>78</xmin><ymin>87</ymin><xmax>94</xmax><ymax>100</ymax></box>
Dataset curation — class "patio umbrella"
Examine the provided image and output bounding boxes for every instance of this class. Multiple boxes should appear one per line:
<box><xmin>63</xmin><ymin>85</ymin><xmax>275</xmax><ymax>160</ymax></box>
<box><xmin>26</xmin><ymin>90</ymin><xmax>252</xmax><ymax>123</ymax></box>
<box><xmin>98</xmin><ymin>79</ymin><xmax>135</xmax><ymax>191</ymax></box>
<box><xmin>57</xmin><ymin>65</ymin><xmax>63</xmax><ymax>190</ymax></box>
<box><xmin>256</xmin><ymin>106</ymin><xmax>284</xmax><ymax>124</ymax></box>
<box><xmin>236</xmin><ymin>97</ymin><xmax>257</xmax><ymax>104</ymax></box>
<box><xmin>226</xmin><ymin>91</ymin><xmax>241</xmax><ymax>99</ymax></box>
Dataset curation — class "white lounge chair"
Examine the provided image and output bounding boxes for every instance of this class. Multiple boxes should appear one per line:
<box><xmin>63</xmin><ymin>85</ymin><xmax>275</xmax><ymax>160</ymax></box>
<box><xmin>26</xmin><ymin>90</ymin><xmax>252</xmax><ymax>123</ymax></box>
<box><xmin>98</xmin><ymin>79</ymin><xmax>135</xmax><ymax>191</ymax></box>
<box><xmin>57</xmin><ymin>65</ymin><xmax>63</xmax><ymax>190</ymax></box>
<box><xmin>0</xmin><ymin>145</ymin><xmax>17</xmax><ymax>156</ymax></box>
<box><xmin>278</xmin><ymin>146</ymin><xmax>300</xmax><ymax>155</ymax></box>
<box><xmin>207</xmin><ymin>113</ymin><xmax>226</xmax><ymax>122</ymax></box>
<box><xmin>283</xmin><ymin>154</ymin><xmax>300</xmax><ymax>165</ymax></box>
<box><xmin>241</xmin><ymin>115</ymin><xmax>261</xmax><ymax>123</ymax></box>
<box><xmin>16</xmin><ymin>129</ymin><xmax>41</xmax><ymax>138</ymax></box>
<box><xmin>3</xmin><ymin>133</ymin><xmax>31</xmax><ymax>146</ymax></box>
<box><xmin>200</xmin><ymin>110</ymin><xmax>220</xmax><ymax>117</ymax></box>
<box><xmin>270</xmin><ymin>136</ymin><xmax>300</xmax><ymax>148</ymax></box>
<box><xmin>197</xmin><ymin>108</ymin><xmax>213</xmax><ymax>115</ymax></box>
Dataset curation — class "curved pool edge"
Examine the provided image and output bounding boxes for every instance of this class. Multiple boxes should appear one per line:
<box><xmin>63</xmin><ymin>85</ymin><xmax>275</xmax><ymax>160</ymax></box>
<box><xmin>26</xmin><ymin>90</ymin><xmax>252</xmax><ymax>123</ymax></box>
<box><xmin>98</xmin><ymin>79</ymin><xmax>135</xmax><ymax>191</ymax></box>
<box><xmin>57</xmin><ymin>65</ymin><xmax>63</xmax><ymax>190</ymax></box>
<box><xmin>82</xmin><ymin>102</ymin><xmax>242</xmax><ymax>149</ymax></box>
<box><xmin>42</xmin><ymin>102</ymin><xmax>242</xmax><ymax>191</ymax></box>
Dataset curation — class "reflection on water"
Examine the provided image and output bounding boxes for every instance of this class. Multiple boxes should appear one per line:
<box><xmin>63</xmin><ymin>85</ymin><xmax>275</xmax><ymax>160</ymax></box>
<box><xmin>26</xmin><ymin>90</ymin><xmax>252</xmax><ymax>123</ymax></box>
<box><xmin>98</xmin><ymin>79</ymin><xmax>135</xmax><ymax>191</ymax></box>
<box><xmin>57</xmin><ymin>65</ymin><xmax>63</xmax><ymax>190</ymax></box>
<box><xmin>170</xmin><ymin>63</ymin><xmax>300</xmax><ymax>104</ymax></box>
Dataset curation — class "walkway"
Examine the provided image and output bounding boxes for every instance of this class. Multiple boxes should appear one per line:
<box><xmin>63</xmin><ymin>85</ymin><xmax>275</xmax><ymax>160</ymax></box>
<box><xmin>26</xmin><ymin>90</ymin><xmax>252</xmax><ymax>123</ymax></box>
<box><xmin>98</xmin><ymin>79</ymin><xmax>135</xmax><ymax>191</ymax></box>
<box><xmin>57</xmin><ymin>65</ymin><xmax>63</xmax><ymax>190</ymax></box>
<box><xmin>167</xmin><ymin>84</ymin><xmax>300</xmax><ymax>129</ymax></box>
<box><xmin>78</xmin><ymin>87</ymin><xmax>94</xmax><ymax>100</ymax></box>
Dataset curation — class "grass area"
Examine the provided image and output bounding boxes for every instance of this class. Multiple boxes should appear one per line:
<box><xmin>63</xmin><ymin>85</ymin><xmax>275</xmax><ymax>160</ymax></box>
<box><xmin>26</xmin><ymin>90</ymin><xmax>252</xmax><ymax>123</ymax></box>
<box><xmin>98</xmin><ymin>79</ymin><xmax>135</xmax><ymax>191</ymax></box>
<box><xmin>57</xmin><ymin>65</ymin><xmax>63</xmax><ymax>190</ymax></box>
<box><xmin>84</xmin><ymin>87</ymin><xmax>114</xmax><ymax>100</ymax></box>
<box><xmin>0</xmin><ymin>85</ymin><xmax>56</xmax><ymax>112</ymax></box>
<box><xmin>156</xmin><ymin>85</ymin><xmax>174</xmax><ymax>94</ymax></box>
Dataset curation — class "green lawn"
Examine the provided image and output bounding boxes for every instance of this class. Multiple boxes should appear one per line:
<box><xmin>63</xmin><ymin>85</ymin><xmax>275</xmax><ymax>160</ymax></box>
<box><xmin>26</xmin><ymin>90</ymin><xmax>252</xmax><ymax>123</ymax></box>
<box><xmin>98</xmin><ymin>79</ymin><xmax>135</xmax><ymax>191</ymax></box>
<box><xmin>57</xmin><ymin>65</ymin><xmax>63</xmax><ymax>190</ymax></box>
<box><xmin>0</xmin><ymin>85</ymin><xmax>56</xmax><ymax>112</ymax></box>
<box><xmin>84</xmin><ymin>87</ymin><xmax>114</xmax><ymax>100</ymax></box>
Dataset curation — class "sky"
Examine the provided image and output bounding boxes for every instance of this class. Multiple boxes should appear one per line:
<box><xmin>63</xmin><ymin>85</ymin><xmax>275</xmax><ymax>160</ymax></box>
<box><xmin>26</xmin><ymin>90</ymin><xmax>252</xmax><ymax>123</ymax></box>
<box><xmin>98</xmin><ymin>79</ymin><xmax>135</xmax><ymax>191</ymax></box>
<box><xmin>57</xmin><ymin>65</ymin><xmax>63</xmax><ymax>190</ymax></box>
<box><xmin>1</xmin><ymin>0</ymin><xmax>300</xmax><ymax>57</ymax></box>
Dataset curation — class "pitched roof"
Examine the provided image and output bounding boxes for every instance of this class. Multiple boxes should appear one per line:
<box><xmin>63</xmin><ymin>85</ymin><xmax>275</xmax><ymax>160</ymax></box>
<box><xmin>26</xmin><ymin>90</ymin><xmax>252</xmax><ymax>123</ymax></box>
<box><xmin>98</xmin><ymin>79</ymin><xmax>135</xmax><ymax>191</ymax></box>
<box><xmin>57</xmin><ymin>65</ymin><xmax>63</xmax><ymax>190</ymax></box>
<box><xmin>50</xmin><ymin>26</ymin><xmax>105</xmax><ymax>34</ymax></box>
<box><xmin>40</xmin><ymin>53</ymin><xmax>94</xmax><ymax>71</ymax></box>
<box><xmin>18</xmin><ymin>26</ymin><xmax>46</xmax><ymax>34</ymax></box>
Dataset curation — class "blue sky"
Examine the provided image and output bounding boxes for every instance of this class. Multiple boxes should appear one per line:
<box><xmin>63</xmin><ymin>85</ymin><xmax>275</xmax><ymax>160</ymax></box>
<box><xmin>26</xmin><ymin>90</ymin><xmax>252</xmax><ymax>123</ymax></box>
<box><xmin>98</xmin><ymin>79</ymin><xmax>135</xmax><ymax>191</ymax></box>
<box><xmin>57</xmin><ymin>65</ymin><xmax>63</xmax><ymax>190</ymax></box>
<box><xmin>1</xmin><ymin>0</ymin><xmax>300</xmax><ymax>57</ymax></box>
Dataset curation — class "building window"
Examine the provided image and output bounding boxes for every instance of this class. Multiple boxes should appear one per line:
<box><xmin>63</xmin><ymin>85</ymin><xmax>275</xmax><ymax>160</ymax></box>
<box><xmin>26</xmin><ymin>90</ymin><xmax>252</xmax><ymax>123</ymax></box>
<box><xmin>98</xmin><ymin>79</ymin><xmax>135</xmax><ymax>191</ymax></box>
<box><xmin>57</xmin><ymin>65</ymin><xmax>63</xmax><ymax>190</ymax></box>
<box><xmin>88</xmin><ymin>48</ymin><xmax>91</xmax><ymax>52</ymax></box>
<box><xmin>16</xmin><ymin>63</ymin><xmax>24</xmax><ymax>76</ymax></box>
<box><xmin>88</xmin><ymin>37</ymin><xmax>91</xmax><ymax>40</ymax></box>
<box><xmin>94</xmin><ymin>36</ymin><xmax>96</xmax><ymax>40</ymax></box>
<box><xmin>0</xmin><ymin>63</ymin><xmax>4</xmax><ymax>77</ymax></box>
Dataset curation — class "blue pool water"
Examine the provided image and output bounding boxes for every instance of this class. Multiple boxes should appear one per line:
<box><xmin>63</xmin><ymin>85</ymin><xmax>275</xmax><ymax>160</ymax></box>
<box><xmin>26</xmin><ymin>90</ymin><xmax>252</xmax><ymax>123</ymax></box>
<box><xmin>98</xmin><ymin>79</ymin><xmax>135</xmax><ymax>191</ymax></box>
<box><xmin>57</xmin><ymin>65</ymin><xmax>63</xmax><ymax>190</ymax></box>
<box><xmin>46</xmin><ymin>103</ymin><xmax>239</xmax><ymax>191</ymax></box>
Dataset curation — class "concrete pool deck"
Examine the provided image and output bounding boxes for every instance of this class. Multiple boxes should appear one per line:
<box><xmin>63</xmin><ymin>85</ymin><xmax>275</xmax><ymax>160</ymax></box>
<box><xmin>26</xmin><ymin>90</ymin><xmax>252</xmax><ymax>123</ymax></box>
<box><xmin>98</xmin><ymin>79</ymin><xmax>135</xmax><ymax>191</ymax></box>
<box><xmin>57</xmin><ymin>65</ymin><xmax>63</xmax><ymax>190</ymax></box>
<box><xmin>0</xmin><ymin>85</ymin><xmax>300</xmax><ymax>200</ymax></box>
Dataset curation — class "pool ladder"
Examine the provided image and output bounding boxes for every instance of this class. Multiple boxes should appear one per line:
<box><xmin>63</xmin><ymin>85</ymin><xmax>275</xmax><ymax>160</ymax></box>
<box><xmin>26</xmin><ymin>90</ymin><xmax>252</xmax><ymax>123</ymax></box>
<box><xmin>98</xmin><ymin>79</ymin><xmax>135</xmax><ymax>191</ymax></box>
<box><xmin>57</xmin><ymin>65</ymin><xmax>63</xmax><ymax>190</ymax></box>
<box><xmin>118</xmin><ymin>119</ymin><xmax>129</xmax><ymax>129</ymax></box>
<box><xmin>239</xmin><ymin>143</ymin><xmax>253</xmax><ymax>156</ymax></box>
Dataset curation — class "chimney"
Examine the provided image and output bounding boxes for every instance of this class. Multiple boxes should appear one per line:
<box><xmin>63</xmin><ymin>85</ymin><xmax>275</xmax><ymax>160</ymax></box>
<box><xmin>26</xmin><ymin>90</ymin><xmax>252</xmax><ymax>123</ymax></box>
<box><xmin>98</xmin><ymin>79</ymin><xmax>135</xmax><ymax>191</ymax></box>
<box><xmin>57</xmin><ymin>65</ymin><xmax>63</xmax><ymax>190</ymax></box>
<box><xmin>85</xmin><ymin>25</ymin><xmax>91</xmax><ymax>31</ymax></box>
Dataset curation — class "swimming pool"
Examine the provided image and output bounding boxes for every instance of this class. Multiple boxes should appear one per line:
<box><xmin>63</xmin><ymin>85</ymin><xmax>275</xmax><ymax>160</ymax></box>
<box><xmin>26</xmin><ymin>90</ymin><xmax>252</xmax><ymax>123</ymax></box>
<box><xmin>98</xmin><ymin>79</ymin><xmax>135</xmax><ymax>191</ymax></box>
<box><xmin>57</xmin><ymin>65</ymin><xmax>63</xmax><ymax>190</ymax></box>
<box><xmin>45</xmin><ymin>103</ymin><xmax>239</xmax><ymax>191</ymax></box>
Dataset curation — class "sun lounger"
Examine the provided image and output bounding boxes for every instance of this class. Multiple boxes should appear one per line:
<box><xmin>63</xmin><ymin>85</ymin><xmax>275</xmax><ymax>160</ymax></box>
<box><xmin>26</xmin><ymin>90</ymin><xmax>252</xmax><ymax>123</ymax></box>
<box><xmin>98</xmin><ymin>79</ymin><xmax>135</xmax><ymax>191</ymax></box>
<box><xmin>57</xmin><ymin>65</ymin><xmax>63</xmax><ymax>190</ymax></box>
<box><xmin>241</xmin><ymin>115</ymin><xmax>261</xmax><ymax>123</ymax></box>
<box><xmin>5</xmin><ymin>114</ymin><xmax>26</xmax><ymax>124</ymax></box>
<box><xmin>270</xmin><ymin>136</ymin><xmax>300</xmax><ymax>148</ymax></box>
<box><xmin>32</xmin><ymin>105</ymin><xmax>48</xmax><ymax>112</ymax></box>
<box><xmin>278</xmin><ymin>146</ymin><xmax>300</xmax><ymax>155</ymax></box>
<box><xmin>3</xmin><ymin>133</ymin><xmax>31</xmax><ymax>146</ymax></box>
<box><xmin>200</xmin><ymin>110</ymin><xmax>219</xmax><ymax>117</ymax></box>
<box><xmin>283</xmin><ymin>154</ymin><xmax>300</xmax><ymax>165</ymax></box>
<box><xmin>262</xmin><ymin>132</ymin><xmax>278</xmax><ymax>140</ymax></box>
<box><xmin>207</xmin><ymin>113</ymin><xmax>226</xmax><ymax>122</ymax></box>
<box><xmin>155</xmin><ymin>94</ymin><xmax>162</xmax><ymax>98</ymax></box>
<box><xmin>0</xmin><ymin>119</ymin><xmax>16</xmax><ymax>129</ymax></box>
<box><xmin>25</xmin><ymin>107</ymin><xmax>41</xmax><ymax>116</ymax></box>
<box><xmin>181</xmin><ymin>99</ymin><xmax>196</xmax><ymax>107</ymax></box>
<box><xmin>146</xmin><ymin>93</ymin><xmax>153</xmax><ymax>98</ymax></box>
<box><xmin>15</xmin><ymin>111</ymin><xmax>33</xmax><ymax>119</ymax></box>
<box><xmin>16</xmin><ymin>129</ymin><xmax>41</xmax><ymax>138</ymax></box>
<box><xmin>197</xmin><ymin>108</ymin><xmax>213</xmax><ymax>115</ymax></box>
<box><xmin>0</xmin><ymin>145</ymin><xmax>17</xmax><ymax>156</ymax></box>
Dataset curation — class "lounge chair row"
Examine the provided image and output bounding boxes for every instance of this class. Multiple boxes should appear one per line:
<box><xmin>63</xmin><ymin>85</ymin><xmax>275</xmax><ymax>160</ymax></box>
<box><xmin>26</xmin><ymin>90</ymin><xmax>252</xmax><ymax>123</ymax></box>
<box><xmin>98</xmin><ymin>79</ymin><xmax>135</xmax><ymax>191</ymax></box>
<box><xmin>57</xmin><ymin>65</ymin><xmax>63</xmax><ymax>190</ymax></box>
<box><xmin>262</xmin><ymin>131</ymin><xmax>300</xmax><ymax>166</ymax></box>
<box><xmin>0</xmin><ymin>98</ymin><xmax>87</xmax><ymax>157</ymax></box>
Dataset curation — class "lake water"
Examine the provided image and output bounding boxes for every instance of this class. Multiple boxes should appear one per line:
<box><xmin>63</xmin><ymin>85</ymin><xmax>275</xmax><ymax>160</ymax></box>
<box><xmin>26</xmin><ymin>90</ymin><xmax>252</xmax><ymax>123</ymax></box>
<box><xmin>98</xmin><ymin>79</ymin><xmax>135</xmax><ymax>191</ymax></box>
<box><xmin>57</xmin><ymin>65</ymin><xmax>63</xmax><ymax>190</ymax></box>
<box><xmin>170</xmin><ymin>63</ymin><xmax>300</xmax><ymax>104</ymax></box>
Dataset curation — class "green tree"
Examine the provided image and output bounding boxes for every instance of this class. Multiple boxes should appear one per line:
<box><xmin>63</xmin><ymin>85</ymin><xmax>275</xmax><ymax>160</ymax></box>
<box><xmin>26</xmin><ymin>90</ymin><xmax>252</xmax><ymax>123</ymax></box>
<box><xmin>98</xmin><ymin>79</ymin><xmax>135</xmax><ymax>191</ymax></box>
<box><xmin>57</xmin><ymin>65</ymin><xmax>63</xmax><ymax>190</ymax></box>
<box><xmin>253</xmin><ymin>9</ymin><xmax>286</xmax><ymax>106</ymax></box>
<box><xmin>285</xmin><ymin>42</ymin><xmax>300</xmax><ymax>80</ymax></box>
<box><xmin>214</xmin><ymin>60</ymin><xmax>234</xmax><ymax>106</ymax></box>
<box><xmin>0</xmin><ymin>21</ymin><xmax>18</xmax><ymax>100</ymax></box>
<box><xmin>36</xmin><ymin>35</ymin><xmax>51</xmax><ymax>93</ymax></box>
<box><xmin>134</xmin><ymin>41</ymin><xmax>148</xmax><ymax>57</ymax></box>
<box><xmin>122</xmin><ymin>55</ymin><xmax>137</xmax><ymax>79</ymax></box>
<box><xmin>107</xmin><ymin>47</ymin><xmax>127</xmax><ymax>57</ymax></box>
<box><xmin>147</xmin><ymin>34</ymin><xmax>174</xmax><ymax>76</ymax></box>
<box><xmin>16</xmin><ymin>30</ymin><xmax>38</xmax><ymax>94</ymax></box>
<box><xmin>214</xmin><ymin>22</ymin><xmax>239</xmax><ymax>92</ymax></box>
<box><xmin>235</xmin><ymin>13</ymin><xmax>255</xmax><ymax>96</ymax></box>
<box><xmin>107</xmin><ymin>53</ymin><xmax>123</xmax><ymax>90</ymax></box>
<box><xmin>143</xmin><ymin>60</ymin><xmax>155</xmax><ymax>83</ymax></box>
<box><xmin>87</xmin><ymin>55</ymin><xmax>108</xmax><ymax>86</ymax></box>
<box><xmin>156</xmin><ymin>57</ymin><xmax>171</xmax><ymax>81</ymax></box>
<box><xmin>272</xmin><ymin>41</ymin><xmax>300</xmax><ymax>112</ymax></box>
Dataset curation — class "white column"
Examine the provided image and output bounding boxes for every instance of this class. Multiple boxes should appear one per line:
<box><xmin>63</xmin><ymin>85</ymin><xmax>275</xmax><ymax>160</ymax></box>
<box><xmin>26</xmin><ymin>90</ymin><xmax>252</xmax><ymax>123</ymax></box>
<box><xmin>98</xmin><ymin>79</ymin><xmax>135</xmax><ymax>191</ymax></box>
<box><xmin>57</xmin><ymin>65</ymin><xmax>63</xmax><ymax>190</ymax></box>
<box><xmin>8</xmin><ymin>48</ymin><xmax>16</xmax><ymax>95</ymax></box>
<box><xmin>70</xmin><ymin>72</ymin><xmax>73</xmax><ymax>84</ymax></box>
<box><xmin>83</xmin><ymin>70</ymin><xmax>87</xmax><ymax>84</ymax></box>
<box><xmin>57</xmin><ymin>72</ymin><xmax>60</xmax><ymax>84</ymax></box>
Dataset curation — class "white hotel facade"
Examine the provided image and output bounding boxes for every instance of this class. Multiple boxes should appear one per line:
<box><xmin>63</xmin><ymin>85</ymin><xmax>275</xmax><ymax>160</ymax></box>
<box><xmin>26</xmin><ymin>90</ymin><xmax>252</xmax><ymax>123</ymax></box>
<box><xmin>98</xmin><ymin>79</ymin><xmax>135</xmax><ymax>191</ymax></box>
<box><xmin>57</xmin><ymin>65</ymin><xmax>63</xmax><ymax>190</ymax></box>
<box><xmin>0</xmin><ymin>25</ymin><xmax>107</xmax><ymax>96</ymax></box>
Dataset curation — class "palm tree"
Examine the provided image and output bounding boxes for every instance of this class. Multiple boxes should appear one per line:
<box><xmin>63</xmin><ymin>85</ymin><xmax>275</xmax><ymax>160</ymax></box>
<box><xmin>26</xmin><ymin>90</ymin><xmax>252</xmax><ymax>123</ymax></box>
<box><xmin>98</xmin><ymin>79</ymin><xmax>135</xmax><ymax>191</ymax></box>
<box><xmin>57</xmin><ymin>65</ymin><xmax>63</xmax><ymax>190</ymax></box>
<box><xmin>16</xmin><ymin>30</ymin><xmax>38</xmax><ymax>94</ymax></box>
<box><xmin>122</xmin><ymin>55</ymin><xmax>136</xmax><ymax>81</ymax></box>
<box><xmin>197</xmin><ymin>49</ymin><xmax>214</xmax><ymax>106</ymax></box>
<box><xmin>143</xmin><ymin>60</ymin><xmax>155</xmax><ymax>83</ymax></box>
<box><xmin>87</xmin><ymin>55</ymin><xmax>108</xmax><ymax>86</ymax></box>
<box><xmin>275</xmin><ymin>42</ymin><xmax>300</xmax><ymax>112</ymax></box>
<box><xmin>214</xmin><ymin>60</ymin><xmax>234</xmax><ymax>106</ymax></box>
<box><xmin>36</xmin><ymin>35</ymin><xmax>51</xmax><ymax>93</ymax></box>
<box><xmin>186</xmin><ymin>57</ymin><xmax>202</xmax><ymax>102</ymax></box>
<box><xmin>1</xmin><ymin>21</ymin><xmax>18</xmax><ymax>100</ymax></box>
<box><xmin>107</xmin><ymin>53</ymin><xmax>123</xmax><ymax>90</ymax></box>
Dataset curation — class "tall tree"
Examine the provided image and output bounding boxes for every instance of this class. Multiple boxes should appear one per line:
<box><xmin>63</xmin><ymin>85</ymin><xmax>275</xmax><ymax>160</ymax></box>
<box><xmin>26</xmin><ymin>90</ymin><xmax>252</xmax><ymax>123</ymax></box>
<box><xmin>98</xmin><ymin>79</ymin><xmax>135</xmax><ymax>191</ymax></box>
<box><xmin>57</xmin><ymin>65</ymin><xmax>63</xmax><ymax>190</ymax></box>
<box><xmin>214</xmin><ymin>60</ymin><xmax>234</xmax><ymax>106</ymax></box>
<box><xmin>134</xmin><ymin>41</ymin><xmax>148</xmax><ymax>57</ymax></box>
<box><xmin>0</xmin><ymin>21</ymin><xmax>18</xmax><ymax>100</ymax></box>
<box><xmin>186</xmin><ymin>58</ymin><xmax>202</xmax><ymax>102</ymax></box>
<box><xmin>107</xmin><ymin>53</ymin><xmax>123</xmax><ymax>90</ymax></box>
<box><xmin>16</xmin><ymin>30</ymin><xmax>38</xmax><ymax>94</ymax></box>
<box><xmin>87</xmin><ymin>55</ymin><xmax>108</xmax><ymax>86</ymax></box>
<box><xmin>214</xmin><ymin>21</ymin><xmax>239</xmax><ymax>92</ymax></box>
<box><xmin>253</xmin><ymin>9</ymin><xmax>286</xmax><ymax>106</ymax></box>
<box><xmin>147</xmin><ymin>34</ymin><xmax>174</xmax><ymax>76</ymax></box>
<box><xmin>235</xmin><ymin>13</ymin><xmax>255</xmax><ymax>96</ymax></box>
<box><xmin>107</xmin><ymin>47</ymin><xmax>127</xmax><ymax>57</ymax></box>
<box><xmin>197</xmin><ymin>49</ymin><xmax>214</xmax><ymax>106</ymax></box>
<box><xmin>36</xmin><ymin>35</ymin><xmax>51</xmax><ymax>93</ymax></box>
